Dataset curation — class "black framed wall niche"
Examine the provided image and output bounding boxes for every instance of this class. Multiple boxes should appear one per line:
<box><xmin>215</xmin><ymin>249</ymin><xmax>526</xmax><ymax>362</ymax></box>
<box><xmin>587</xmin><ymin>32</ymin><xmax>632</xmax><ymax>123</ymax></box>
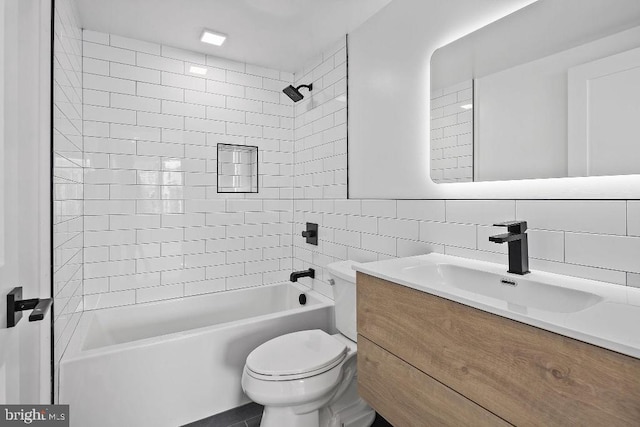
<box><xmin>217</xmin><ymin>143</ymin><xmax>259</xmax><ymax>193</ymax></box>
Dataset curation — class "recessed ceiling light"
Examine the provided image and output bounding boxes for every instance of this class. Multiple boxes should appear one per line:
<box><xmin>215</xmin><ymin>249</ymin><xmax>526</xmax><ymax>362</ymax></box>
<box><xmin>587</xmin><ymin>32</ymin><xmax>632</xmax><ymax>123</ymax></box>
<box><xmin>460</xmin><ymin>104</ymin><xmax>473</xmax><ymax>110</ymax></box>
<box><xmin>189</xmin><ymin>65</ymin><xmax>207</xmax><ymax>76</ymax></box>
<box><xmin>200</xmin><ymin>29</ymin><xmax>227</xmax><ymax>46</ymax></box>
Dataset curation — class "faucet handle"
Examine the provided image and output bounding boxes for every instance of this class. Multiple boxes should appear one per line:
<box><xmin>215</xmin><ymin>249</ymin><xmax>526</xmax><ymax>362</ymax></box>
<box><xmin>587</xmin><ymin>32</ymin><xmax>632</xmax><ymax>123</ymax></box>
<box><xmin>493</xmin><ymin>220</ymin><xmax>527</xmax><ymax>233</ymax></box>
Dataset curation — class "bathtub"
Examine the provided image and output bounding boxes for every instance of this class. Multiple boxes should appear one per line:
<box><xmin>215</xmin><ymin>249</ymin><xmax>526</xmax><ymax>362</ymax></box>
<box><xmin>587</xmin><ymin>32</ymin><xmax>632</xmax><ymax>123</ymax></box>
<box><xmin>59</xmin><ymin>282</ymin><xmax>334</xmax><ymax>427</ymax></box>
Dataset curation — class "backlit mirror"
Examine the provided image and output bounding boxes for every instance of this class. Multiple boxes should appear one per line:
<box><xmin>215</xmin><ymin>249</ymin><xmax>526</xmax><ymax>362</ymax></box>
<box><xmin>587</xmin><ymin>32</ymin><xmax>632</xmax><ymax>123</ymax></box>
<box><xmin>430</xmin><ymin>0</ymin><xmax>640</xmax><ymax>183</ymax></box>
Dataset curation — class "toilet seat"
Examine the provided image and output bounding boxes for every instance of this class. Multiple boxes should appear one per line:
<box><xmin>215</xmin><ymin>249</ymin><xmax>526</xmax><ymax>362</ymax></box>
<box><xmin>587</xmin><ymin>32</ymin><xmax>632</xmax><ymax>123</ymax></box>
<box><xmin>245</xmin><ymin>330</ymin><xmax>348</xmax><ymax>381</ymax></box>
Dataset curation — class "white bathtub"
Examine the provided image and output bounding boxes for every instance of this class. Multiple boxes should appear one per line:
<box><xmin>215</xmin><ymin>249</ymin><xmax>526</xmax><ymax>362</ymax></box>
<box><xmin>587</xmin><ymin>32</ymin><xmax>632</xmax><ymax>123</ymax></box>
<box><xmin>59</xmin><ymin>283</ymin><xmax>334</xmax><ymax>427</ymax></box>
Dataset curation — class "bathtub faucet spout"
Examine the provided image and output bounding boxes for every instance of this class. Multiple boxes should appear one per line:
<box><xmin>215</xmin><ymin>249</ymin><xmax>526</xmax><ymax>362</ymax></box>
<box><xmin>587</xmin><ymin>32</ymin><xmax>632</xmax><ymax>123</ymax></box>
<box><xmin>290</xmin><ymin>268</ymin><xmax>315</xmax><ymax>282</ymax></box>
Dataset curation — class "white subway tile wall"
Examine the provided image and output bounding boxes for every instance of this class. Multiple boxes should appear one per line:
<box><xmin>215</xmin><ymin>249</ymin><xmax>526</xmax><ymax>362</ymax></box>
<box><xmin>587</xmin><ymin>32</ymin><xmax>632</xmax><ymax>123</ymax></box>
<box><xmin>288</xmin><ymin>47</ymin><xmax>639</xmax><ymax>297</ymax></box>
<box><xmin>53</xmin><ymin>0</ymin><xmax>84</xmax><ymax>383</ymax></box>
<box><xmin>293</xmin><ymin>199</ymin><xmax>640</xmax><ymax>299</ymax></box>
<box><xmin>58</xmin><ymin>25</ymin><xmax>640</xmax><ymax>338</ymax></box>
<box><xmin>293</xmin><ymin>38</ymin><xmax>348</xmax><ymax>200</ymax></box>
<box><xmin>81</xmin><ymin>30</ymin><xmax>296</xmax><ymax>310</ymax></box>
<box><xmin>430</xmin><ymin>80</ymin><xmax>473</xmax><ymax>183</ymax></box>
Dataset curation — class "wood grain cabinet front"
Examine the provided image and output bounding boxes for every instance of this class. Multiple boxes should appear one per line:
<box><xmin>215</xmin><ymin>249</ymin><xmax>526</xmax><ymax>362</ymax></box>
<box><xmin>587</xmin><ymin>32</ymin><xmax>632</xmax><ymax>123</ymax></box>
<box><xmin>358</xmin><ymin>335</ymin><xmax>511</xmax><ymax>427</ymax></box>
<box><xmin>356</xmin><ymin>272</ymin><xmax>640</xmax><ymax>426</ymax></box>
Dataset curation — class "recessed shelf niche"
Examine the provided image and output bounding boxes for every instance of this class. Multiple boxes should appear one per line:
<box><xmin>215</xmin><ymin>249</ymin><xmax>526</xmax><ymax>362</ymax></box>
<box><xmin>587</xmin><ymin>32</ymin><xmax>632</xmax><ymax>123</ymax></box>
<box><xmin>217</xmin><ymin>143</ymin><xmax>259</xmax><ymax>193</ymax></box>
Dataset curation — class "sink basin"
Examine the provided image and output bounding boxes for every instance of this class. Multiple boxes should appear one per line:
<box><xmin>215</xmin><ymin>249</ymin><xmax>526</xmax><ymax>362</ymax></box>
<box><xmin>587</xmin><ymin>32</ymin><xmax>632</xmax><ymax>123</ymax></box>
<box><xmin>401</xmin><ymin>263</ymin><xmax>603</xmax><ymax>314</ymax></box>
<box><xmin>354</xmin><ymin>253</ymin><xmax>640</xmax><ymax>359</ymax></box>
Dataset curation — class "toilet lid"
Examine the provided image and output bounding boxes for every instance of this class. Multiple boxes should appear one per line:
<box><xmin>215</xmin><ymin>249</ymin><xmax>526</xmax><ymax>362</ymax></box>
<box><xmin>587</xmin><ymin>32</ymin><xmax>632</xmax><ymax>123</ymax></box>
<box><xmin>246</xmin><ymin>330</ymin><xmax>347</xmax><ymax>378</ymax></box>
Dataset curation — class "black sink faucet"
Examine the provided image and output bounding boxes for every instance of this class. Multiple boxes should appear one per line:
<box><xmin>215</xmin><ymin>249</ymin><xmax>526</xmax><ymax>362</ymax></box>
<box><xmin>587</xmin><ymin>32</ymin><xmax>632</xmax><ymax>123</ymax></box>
<box><xmin>489</xmin><ymin>221</ymin><xmax>530</xmax><ymax>275</ymax></box>
<box><xmin>290</xmin><ymin>268</ymin><xmax>315</xmax><ymax>282</ymax></box>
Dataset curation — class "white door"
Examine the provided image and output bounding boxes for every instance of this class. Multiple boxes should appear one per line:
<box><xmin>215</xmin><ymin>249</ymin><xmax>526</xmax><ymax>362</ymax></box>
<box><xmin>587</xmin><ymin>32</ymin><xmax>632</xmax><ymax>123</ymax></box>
<box><xmin>0</xmin><ymin>0</ymin><xmax>52</xmax><ymax>404</ymax></box>
<box><xmin>568</xmin><ymin>46</ymin><xmax>640</xmax><ymax>177</ymax></box>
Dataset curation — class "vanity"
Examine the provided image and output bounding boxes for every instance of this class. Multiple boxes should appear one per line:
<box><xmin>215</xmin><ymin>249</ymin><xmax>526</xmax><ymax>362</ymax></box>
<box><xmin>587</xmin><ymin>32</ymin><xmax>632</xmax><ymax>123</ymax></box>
<box><xmin>350</xmin><ymin>1</ymin><xmax>640</xmax><ymax>423</ymax></box>
<box><xmin>354</xmin><ymin>254</ymin><xmax>640</xmax><ymax>426</ymax></box>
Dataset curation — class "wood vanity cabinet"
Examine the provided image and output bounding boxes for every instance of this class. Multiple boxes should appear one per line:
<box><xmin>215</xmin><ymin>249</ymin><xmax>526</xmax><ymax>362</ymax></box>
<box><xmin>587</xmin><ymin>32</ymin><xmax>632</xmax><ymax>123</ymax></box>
<box><xmin>356</xmin><ymin>273</ymin><xmax>640</xmax><ymax>427</ymax></box>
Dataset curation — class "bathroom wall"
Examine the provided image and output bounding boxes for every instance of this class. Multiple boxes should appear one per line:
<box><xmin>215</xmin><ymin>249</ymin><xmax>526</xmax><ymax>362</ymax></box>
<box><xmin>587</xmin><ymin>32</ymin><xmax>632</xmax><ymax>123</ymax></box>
<box><xmin>52</xmin><ymin>0</ymin><xmax>83</xmax><ymax>372</ymax></box>
<box><xmin>292</xmin><ymin>38</ymin><xmax>348</xmax><ymax>200</ymax></box>
<box><xmin>295</xmin><ymin>198</ymin><xmax>640</xmax><ymax>298</ymax></box>
<box><xmin>348</xmin><ymin>0</ymin><xmax>640</xmax><ymax>202</ymax></box>
<box><xmin>347</xmin><ymin>0</ymin><xmax>539</xmax><ymax>199</ymax></box>
<box><xmin>80</xmin><ymin>30</ymin><xmax>296</xmax><ymax>309</ymax></box>
<box><xmin>68</xmin><ymin>1</ymin><xmax>640</xmax><ymax>316</ymax></box>
<box><xmin>290</xmin><ymin>39</ymin><xmax>348</xmax><ymax>295</ymax></box>
<box><xmin>288</xmin><ymin>0</ymin><xmax>640</xmax><ymax>299</ymax></box>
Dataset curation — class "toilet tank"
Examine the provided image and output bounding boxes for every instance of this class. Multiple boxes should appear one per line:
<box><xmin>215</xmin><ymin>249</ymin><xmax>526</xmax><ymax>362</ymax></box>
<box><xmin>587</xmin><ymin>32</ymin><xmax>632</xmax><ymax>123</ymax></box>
<box><xmin>326</xmin><ymin>260</ymin><xmax>360</xmax><ymax>342</ymax></box>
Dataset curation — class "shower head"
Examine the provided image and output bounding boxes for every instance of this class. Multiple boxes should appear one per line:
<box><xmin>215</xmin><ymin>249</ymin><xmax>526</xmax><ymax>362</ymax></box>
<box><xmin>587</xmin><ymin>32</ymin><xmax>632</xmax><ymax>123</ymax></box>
<box><xmin>283</xmin><ymin>84</ymin><xmax>313</xmax><ymax>102</ymax></box>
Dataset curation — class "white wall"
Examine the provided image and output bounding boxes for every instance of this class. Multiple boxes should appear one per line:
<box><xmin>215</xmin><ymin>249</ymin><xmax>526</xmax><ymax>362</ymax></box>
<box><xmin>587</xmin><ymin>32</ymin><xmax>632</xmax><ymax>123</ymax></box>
<box><xmin>286</xmin><ymin>0</ymin><xmax>640</xmax><ymax>296</ymax></box>
<box><xmin>347</xmin><ymin>0</ymin><xmax>640</xmax><ymax>199</ymax></box>
<box><xmin>51</xmin><ymin>0</ymin><xmax>640</xmax><ymax>322</ymax></box>
<box><xmin>53</xmin><ymin>0</ymin><xmax>83</xmax><ymax>388</ymax></box>
<box><xmin>80</xmin><ymin>30</ymin><xmax>296</xmax><ymax>310</ymax></box>
<box><xmin>294</xmin><ymin>198</ymin><xmax>640</xmax><ymax>298</ymax></box>
<box><xmin>290</xmin><ymin>48</ymin><xmax>640</xmax><ymax>291</ymax></box>
<box><xmin>293</xmin><ymin>38</ymin><xmax>348</xmax><ymax>200</ymax></box>
<box><xmin>474</xmin><ymin>25</ymin><xmax>640</xmax><ymax>182</ymax></box>
<box><xmin>286</xmin><ymin>37</ymin><xmax>640</xmax><ymax>297</ymax></box>
<box><xmin>348</xmin><ymin>0</ymin><xmax>536</xmax><ymax>198</ymax></box>
<box><xmin>291</xmin><ymin>39</ymin><xmax>348</xmax><ymax>295</ymax></box>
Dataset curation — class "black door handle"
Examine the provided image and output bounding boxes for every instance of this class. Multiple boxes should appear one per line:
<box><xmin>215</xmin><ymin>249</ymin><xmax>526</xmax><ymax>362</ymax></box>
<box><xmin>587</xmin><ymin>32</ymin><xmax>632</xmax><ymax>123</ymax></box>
<box><xmin>6</xmin><ymin>287</ymin><xmax>52</xmax><ymax>328</ymax></box>
<box><xmin>29</xmin><ymin>299</ymin><xmax>53</xmax><ymax>322</ymax></box>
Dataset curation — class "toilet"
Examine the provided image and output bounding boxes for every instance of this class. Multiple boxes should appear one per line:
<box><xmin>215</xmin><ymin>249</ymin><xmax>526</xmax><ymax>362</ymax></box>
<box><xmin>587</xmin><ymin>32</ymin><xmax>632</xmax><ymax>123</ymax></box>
<box><xmin>241</xmin><ymin>260</ymin><xmax>376</xmax><ymax>427</ymax></box>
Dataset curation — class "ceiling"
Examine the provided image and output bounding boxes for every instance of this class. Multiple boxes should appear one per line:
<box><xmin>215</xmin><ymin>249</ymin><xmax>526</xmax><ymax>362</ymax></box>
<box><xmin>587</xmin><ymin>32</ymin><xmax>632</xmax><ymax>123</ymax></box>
<box><xmin>75</xmin><ymin>0</ymin><xmax>393</xmax><ymax>72</ymax></box>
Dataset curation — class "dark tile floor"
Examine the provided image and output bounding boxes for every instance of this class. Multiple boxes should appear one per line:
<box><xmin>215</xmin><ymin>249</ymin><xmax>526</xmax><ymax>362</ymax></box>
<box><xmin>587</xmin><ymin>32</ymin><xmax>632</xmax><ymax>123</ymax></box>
<box><xmin>183</xmin><ymin>402</ymin><xmax>393</xmax><ymax>427</ymax></box>
<box><xmin>183</xmin><ymin>402</ymin><xmax>262</xmax><ymax>427</ymax></box>
<box><xmin>372</xmin><ymin>413</ymin><xmax>394</xmax><ymax>427</ymax></box>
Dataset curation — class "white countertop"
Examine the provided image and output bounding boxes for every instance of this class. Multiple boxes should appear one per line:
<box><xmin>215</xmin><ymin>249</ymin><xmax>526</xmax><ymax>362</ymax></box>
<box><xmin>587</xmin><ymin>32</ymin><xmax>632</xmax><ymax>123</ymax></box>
<box><xmin>354</xmin><ymin>253</ymin><xmax>640</xmax><ymax>359</ymax></box>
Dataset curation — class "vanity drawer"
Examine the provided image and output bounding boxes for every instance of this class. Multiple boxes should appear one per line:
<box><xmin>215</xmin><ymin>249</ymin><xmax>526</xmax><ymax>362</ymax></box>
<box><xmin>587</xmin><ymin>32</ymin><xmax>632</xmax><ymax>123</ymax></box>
<box><xmin>357</xmin><ymin>335</ymin><xmax>510</xmax><ymax>427</ymax></box>
<box><xmin>357</xmin><ymin>272</ymin><xmax>640</xmax><ymax>426</ymax></box>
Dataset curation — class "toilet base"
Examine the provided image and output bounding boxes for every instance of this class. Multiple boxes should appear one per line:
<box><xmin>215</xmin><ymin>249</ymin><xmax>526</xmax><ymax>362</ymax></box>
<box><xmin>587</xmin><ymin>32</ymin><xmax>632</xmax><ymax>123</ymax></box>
<box><xmin>261</xmin><ymin>407</ymin><xmax>318</xmax><ymax>427</ymax></box>
<box><xmin>319</xmin><ymin>376</ymin><xmax>376</xmax><ymax>427</ymax></box>
<box><xmin>259</xmin><ymin>376</ymin><xmax>375</xmax><ymax>427</ymax></box>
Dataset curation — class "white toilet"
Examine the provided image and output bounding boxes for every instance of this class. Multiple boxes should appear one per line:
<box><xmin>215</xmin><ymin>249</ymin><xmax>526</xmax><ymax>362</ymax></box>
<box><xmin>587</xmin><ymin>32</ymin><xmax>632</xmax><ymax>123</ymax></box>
<box><xmin>241</xmin><ymin>260</ymin><xmax>376</xmax><ymax>427</ymax></box>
